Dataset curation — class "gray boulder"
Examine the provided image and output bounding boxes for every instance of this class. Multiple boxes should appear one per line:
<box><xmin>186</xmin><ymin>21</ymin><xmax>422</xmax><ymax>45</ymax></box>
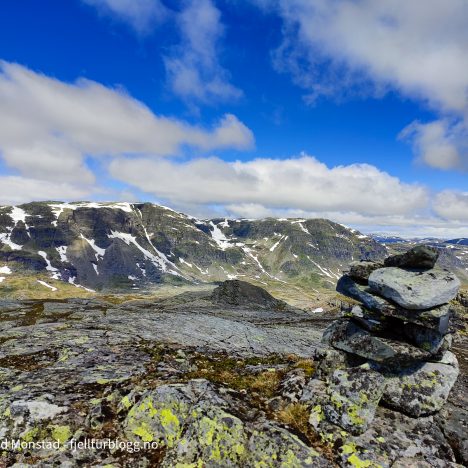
<box><xmin>324</xmin><ymin>364</ymin><xmax>385</xmax><ymax>435</ymax></box>
<box><xmin>322</xmin><ymin>319</ymin><xmax>431</xmax><ymax>364</ymax></box>
<box><xmin>368</xmin><ymin>267</ymin><xmax>460</xmax><ymax>310</ymax></box>
<box><xmin>348</xmin><ymin>260</ymin><xmax>384</xmax><ymax>284</ymax></box>
<box><xmin>384</xmin><ymin>245</ymin><xmax>439</xmax><ymax>269</ymax></box>
<box><xmin>381</xmin><ymin>352</ymin><xmax>459</xmax><ymax>417</ymax></box>
<box><xmin>337</xmin><ymin>275</ymin><xmax>451</xmax><ymax>332</ymax></box>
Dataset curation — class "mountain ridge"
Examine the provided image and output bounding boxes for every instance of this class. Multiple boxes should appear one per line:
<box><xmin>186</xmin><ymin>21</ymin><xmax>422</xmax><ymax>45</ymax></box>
<box><xmin>0</xmin><ymin>201</ymin><xmax>466</xmax><ymax>298</ymax></box>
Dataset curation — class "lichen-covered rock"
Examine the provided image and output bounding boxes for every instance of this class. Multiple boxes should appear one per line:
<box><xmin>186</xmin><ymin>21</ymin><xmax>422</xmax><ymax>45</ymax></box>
<box><xmin>162</xmin><ymin>405</ymin><xmax>248</xmax><ymax>467</ymax></box>
<box><xmin>123</xmin><ymin>380</ymin><xmax>331</xmax><ymax>467</ymax></box>
<box><xmin>368</xmin><ymin>267</ymin><xmax>460</xmax><ymax>310</ymax></box>
<box><xmin>300</xmin><ymin>378</ymin><xmax>328</xmax><ymax>405</ymax></box>
<box><xmin>322</xmin><ymin>319</ymin><xmax>430</xmax><ymax>364</ymax></box>
<box><xmin>436</xmin><ymin>403</ymin><xmax>468</xmax><ymax>466</ymax></box>
<box><xmin>278</xmin><ymin>369</ymin><xmax>306</xmax><ymax>402</ymax></box>
<box><xmin>337</xmin><ymin>405</ymin><xmax>458</xmax><ymax>468</ymax></box>
<box><xmin>384</xmin><ymin>245</ymin><xmax>439</xmax><ymax>270</ymax></box>
<box><xmin>124</xmin><ymin>384</ymin><xmax>193</xmax><ymax>446</ymax></box>
<box><xmin>313</xmin><ymin>347</ymin><xmax>351</xmax><ymax>380</ymax></box>
<box><xmin>337</xmin><ymin>275</ymin><xmax>451</xmax><ymax>332</ymax></box>
<box><xmin>324</xmin><ymin>364</ymin><xmax>385</xmax><ymax>435</ymax></box>
<box><xmin>381</xmin><ymin>353</ymin><xmax>459</xmax><ymax>417</ymax></box>
<box><xmin>247</xmin><ymin>422</ymin><xmax>329</xmax><ymax>467</ymax></box>
<box><xmin>347</xmin><ymin>260</ymin><xmax>384</xmax><ymax>284</ymax></box>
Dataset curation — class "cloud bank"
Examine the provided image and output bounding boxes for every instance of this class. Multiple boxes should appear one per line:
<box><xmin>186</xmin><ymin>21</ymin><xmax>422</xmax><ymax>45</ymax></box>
<box><xmin>0</xmin><ymin>61</ymin><xmax>253</xmax><ymax>191</ymax></box>
<box><xmin>0</xmin><ymin>62</ymin><xmax>465</xmax><ymax>237</ymax></box>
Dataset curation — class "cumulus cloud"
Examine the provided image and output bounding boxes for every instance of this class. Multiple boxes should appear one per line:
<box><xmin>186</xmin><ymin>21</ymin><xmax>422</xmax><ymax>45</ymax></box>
<box><xmin>164</xmin><ymin>0</ymin><xmax>242</xmax><ymax>104</ymax></box>
<box><xmin>0</xmin><ymin>61</ymin><xmax>253</xmax><ymax>188</ymax></box>
<box><xmin>0</xmin><ymin>176</ymin><xmax>91</xmax><ymax>206</ymax></box>
<box><xmin>399</xmin><ymin>119</ymin><xmax>468</xmax><ymax>171</ymax></box>
<box><xmin>109</xmin><ymin>154</ymin><xmax>428</xmax><ymax>217</ymax></box>
<box><xmin>259</xmin><ymin>0</ymin><xmax>468</xmax><ymax>169</ymax></box>
<box><xmin>433</xmin><ymin>191</ymin><xmax>468</xmax><ymax>222</ymax></box>
<box><xmin>82</xmin><ymin>0</ymin><xmax>168</xmax><ymax>33</ymax></box>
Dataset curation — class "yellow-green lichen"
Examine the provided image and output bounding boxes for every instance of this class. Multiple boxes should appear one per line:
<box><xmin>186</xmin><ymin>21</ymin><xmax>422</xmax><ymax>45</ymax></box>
<box><xmin>51</xmin><ymin>425</ymin><xmax>72</xmax><ymax>444</ymax></box>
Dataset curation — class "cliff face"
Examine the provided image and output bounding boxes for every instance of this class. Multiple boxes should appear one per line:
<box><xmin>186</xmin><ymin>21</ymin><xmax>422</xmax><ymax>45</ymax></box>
<box><xmin>0</xmin><ymin>201</ymin><xmax>387</xmax><ymax>292</ymax></box>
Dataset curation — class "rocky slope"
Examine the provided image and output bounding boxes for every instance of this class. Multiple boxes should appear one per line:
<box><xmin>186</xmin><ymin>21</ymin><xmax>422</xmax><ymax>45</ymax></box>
<box><xmin>0</xmin><ymin>202</ymin><xmax>387</xmax><ymax>297</ymax></box>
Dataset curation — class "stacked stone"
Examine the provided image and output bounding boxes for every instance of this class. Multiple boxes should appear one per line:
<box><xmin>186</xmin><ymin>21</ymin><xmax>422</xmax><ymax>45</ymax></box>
<box><xmin>319</xmin><ymin>245</ymin><xmax>461</xmax><ymax>435</ymax></box>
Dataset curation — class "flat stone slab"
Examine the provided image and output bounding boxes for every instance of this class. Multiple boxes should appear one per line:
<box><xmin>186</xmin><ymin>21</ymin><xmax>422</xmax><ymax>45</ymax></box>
<box><xmin>337</xmin><ymin>275</ymin><xmax>451</xmax><ymax>333</ymax></box>
<box><xmin>368</xmin><ymin>268</ymin><xmax>460</xmax><ymax>310</ymax></box>
<box><xmin>322</xmin><ymin>319</ymin><xmax>431</xmax><ymax>365</ymax></box>
<box><xmin>381</xmin><ymin>352</ymin><xmax>459</xmax><ymax>417</ymax></box>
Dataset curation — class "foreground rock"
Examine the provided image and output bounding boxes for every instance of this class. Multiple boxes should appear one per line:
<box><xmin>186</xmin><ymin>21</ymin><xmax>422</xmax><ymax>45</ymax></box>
<box><xmin>124</xmin><ymin>380</ymin><xmax>328</xmax><ymax>467</ymax></box>
<box><xmin>0</xmin><ymin>278</ymin><xmax>465</xmax><ymax>467</ymax></box>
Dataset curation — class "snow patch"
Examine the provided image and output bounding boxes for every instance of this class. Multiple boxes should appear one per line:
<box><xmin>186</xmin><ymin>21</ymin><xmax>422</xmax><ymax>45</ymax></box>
<box><xmin>56</xmin><ymin>246</ymin><xmax>68</xmax><ymax>263</ymax></box>
<box><xmin>80</xmin><ymin>234</ymin><xmax>106</xmax><ymax>261</ymax></box>
<box><xmin>37</xmin><ymin>280</ymin><xmax>57</xmax><ymax>292</ymax></box>
<box><xmin>0</xmin><ymin>266</ymin><xmax>12</xmax><ymax>275</ymax></box>
<box><xmin>0</xmin><ymin>233</ymin><xmax>23</xmax><ymax>250</ymax></box>
<box><xmin>38</xmin><ymin>251</ymin><xmax>60</xmax><ymax>279</ymax></box>
<box><xmin>108</xmin><ymin>231</ymin><xmax>181</xmax><ymax>277</ymax></box>
<box><xmin>68</xmin><ymin>276</ymin><xmax>95</xmax><ymax>292</ymax></box>
<box><xmin>209</xmin><ymin>222</ymin><xmax>231</xmax><ymax>250</ymax></box>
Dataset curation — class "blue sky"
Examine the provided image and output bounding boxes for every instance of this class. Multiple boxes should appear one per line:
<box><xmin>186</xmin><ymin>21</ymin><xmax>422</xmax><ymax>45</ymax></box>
<box><xmin>0</xmin><ymin>0</ymin><xmax>467</xmax><ymax>237</ymax></box>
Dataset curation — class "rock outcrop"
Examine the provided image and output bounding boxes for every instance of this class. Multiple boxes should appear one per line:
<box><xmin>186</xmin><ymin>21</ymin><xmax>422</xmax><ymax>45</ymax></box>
<box><xmin>211</xmin><ymin>279</ymin><xmax>287</xmax><ymax>310</ymax></box>
<box><xmin>320</xmin><ymin>246</ymin><xmax>460</xmax><ymax>433</ymax></box>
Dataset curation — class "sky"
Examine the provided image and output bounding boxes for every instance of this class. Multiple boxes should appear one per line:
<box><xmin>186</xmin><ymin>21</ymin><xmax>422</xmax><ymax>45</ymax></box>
<box><xmin>0</xmin><ymin>0</ymin><xmax>467</xmax><ymax>237</ymax></box>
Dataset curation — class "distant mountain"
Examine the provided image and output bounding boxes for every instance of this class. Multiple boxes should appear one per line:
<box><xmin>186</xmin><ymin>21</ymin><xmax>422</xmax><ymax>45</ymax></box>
<box><xmin>0</xmin><ymin>202</ymin><xmax>387</xmax><ymax>294</ymax></box>
<box><xmin>445</xmin><ymin>238</ymin><xmax>468</xmax><ymax>246</ymax></box>
<box><xmin>370</xmin><ymin>235</ymin><xmax>407</xmax><ymax>244</ymax></box>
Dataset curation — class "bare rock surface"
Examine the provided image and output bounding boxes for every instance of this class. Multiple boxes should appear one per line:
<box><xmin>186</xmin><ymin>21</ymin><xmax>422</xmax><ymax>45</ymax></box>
<box><xmin>368</xmin><ymin>267</ymin><xmax>460</xmax><ymax>310</ymax></box>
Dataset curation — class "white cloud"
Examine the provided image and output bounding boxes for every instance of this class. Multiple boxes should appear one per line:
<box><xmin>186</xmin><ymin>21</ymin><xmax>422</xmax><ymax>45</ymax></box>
<box><xmin>0</xmin><ymin>61</ymin><xmax>253</xmax><ymax>188</ymax></box>
<box><xmin>399</xmin><ymin>119</ymin><xmax>467</xmax><ymax>171</ymax></box>
<box><xmin>267</xmin><ymin>0</ymin><xmax>468</xmax><ymax>112</ymax></box>
<box><xmin>260</xmin><ymin>0</ymin><xmax>468</xmax><ymax>170</ymax></box>
<box><xmin>0</xmin><ymin>176</ymin><xmax>90</xmax><ymax>206</ymax></box>
<box><xmin>164</xmin><ymin>0</ymin><xmax>242</xmax><ymax>104</ymax></box>
<box><xmin>82</xmin><ymin>0</ymin><xmax>168</xmax><ymax>33</ymax></box>
<box><xmin>109</xmin><ymin>154</ymin><xmax>428</xmax><ymax>217</ymax></box>
<box><xmin>433</xmin><ymin>190</ymin><xmax>468</xmax><ymax>222</ymax></box>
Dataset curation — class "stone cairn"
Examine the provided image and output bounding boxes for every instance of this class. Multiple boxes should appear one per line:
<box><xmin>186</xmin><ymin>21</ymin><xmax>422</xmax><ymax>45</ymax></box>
<box><xmin>316</xmin><ymin>245</ymin><xmax>461</xmax><ymax>435</ymax></box>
